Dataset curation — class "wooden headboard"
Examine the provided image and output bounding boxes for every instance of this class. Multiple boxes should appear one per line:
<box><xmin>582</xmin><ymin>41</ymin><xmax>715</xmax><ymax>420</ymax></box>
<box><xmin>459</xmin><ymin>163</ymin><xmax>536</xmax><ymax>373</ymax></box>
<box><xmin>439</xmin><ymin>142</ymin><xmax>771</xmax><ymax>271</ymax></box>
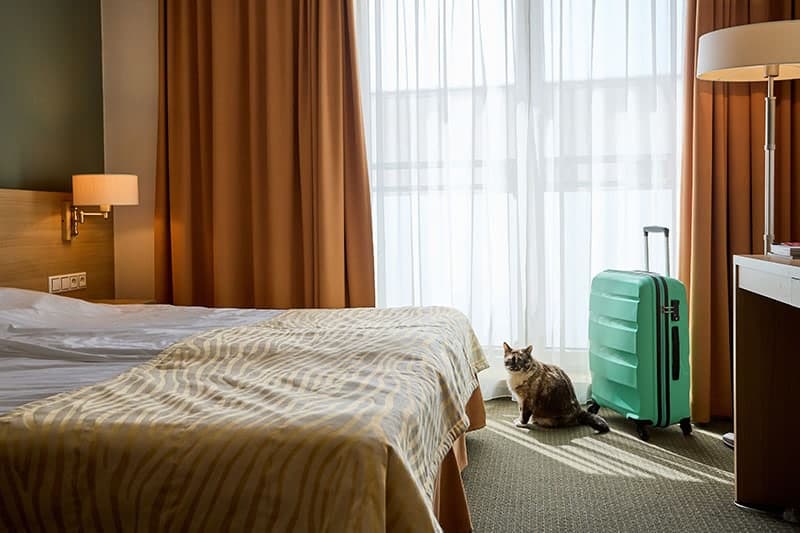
<box><xmin>0</xmin><ymin>188</ymin><xmax>114</xmax><ymax>299</ymax></box>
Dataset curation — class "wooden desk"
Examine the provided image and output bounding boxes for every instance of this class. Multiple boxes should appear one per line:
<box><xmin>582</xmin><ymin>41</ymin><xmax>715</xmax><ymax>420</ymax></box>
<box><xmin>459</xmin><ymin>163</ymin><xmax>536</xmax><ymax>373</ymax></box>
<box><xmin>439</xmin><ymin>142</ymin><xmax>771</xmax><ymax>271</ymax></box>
<box><xmin>732</xmin><ymin>255</ymin><xmax>800</xmax><ymax>513</ymax></box>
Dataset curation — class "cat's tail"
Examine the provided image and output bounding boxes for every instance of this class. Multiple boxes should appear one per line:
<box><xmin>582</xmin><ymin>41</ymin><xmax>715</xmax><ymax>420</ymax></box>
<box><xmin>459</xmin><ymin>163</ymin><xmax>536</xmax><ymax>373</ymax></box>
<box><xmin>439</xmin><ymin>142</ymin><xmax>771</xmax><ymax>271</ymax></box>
<box><xmin>578</xmin><ymin>410</ymin><xmax>610</xmax><ymax>433</ymax></box>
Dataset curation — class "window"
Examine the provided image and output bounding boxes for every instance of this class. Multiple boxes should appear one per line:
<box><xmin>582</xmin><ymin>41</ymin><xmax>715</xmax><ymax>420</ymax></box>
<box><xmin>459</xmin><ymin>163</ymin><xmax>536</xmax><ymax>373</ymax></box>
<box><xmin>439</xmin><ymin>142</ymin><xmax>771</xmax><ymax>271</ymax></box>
<box><xmin>356</xmin><ymin>0</ymin><xmax>687</xmax><ymax>387</ymax></box>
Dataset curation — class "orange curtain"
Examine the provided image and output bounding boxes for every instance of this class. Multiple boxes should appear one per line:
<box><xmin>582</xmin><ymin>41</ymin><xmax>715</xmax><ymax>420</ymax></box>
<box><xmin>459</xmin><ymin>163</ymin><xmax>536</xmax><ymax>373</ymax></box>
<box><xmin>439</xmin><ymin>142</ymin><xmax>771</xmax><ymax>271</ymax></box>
<box><xmin>680</xmin><ymin>1</ymin><xmax>800</xmax><ymax>422</ymax></box>
<box><xmin>155</xmin><ymin>0</ymin><xmax>375</xmax><ymax>309</ymax></box>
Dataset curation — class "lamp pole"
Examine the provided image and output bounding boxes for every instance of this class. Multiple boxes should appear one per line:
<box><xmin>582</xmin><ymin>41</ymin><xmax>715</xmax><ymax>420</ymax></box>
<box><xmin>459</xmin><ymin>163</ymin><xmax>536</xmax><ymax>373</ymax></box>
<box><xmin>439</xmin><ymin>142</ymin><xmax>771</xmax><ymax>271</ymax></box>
<box><xmin>763</xmin><ymin>65</ymin><xmax>777</xmax><ymax>255</ymax></box>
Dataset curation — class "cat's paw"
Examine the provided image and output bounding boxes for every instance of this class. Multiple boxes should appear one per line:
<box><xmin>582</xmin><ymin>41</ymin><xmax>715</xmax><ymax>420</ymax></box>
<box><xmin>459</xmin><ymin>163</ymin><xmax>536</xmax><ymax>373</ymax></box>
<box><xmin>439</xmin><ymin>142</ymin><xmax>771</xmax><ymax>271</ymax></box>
<box><xmin>514</xmin><ymin>418</ymin><xmax>530</xmax><ymax>428</ymax></box>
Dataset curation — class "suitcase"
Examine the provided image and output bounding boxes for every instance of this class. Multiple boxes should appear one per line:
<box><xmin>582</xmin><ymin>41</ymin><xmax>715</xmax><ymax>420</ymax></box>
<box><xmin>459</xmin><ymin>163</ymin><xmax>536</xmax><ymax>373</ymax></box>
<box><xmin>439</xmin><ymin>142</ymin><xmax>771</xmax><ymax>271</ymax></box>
<box><xmin>587</xmin><ymin>226</ymin><xmax>691</xmax><ymax>441</ymax></box>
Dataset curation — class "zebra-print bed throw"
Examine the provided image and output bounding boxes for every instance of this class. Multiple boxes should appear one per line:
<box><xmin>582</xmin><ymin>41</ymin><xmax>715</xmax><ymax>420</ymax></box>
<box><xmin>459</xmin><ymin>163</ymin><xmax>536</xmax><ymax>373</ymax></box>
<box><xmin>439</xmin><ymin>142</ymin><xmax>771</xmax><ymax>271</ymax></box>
<box><xmin>0</xmin><ymin>306</ymin><xmax>487</xmax><ymax>532</ymax></box>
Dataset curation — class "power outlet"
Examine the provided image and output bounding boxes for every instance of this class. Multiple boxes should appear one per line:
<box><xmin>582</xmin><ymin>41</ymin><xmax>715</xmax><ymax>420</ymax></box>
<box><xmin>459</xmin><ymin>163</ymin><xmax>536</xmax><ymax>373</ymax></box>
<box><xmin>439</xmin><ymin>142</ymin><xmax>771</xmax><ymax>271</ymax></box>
<box><xmin>48</xmin><ymin>272</ymin><xmax>87</xmax><ymax>294</ymax></box>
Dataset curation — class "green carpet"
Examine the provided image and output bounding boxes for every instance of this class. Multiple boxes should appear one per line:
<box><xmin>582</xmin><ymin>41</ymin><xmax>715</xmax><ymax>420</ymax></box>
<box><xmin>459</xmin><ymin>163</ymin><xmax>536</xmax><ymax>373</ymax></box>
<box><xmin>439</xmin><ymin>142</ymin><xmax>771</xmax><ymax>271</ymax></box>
<box><xmin>462</xmin><ymin>399</ymin><xmax>795</xmax><ymax>532</ymax></box>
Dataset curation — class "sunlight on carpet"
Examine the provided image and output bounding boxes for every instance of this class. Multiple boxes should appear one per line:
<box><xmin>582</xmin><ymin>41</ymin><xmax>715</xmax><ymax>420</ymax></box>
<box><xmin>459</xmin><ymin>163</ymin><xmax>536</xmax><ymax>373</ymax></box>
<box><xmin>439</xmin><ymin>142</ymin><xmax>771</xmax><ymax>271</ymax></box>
<box><xmin>463</xmin><ymin>399</ymin><xmax>791</xmax><ymax>532</ymax></box>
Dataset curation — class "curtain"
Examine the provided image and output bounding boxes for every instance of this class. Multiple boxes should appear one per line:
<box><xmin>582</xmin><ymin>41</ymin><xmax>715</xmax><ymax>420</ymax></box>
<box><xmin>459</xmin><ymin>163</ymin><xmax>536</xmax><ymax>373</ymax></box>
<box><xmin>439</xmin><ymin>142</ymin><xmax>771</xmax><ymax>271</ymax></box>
<box><xmin>356</xmin><ymin>0</ymin><xmax>687</xmax><ymax>398</ymax></box>
<box><xmin>155</xmin><ymin>0</ymin><xmax>375</xmax><ymax>309</ymax></box>
<box><xmin>680</xmin><ymin>0</ymin><xmax>800</xmax><ymax>422</ymax></box>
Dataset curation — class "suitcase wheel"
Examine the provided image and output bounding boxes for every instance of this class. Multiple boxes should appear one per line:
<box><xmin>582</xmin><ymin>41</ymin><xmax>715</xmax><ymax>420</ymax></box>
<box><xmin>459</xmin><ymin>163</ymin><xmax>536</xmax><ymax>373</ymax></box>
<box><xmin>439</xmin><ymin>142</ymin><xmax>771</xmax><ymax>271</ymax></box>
<box><xmin>586</xmin><ymin>399</ymin><xmax>600</xmax><ymax>415</ymax></box>
<box><xmin>635</xmin><ymin>421</ymin><xmax>650</xmax><ymax>441</ymax></box>
<box><xmin>679</xmin><ymin>417</ymin><xmax>692</xmax><ymax>436</ymax></box>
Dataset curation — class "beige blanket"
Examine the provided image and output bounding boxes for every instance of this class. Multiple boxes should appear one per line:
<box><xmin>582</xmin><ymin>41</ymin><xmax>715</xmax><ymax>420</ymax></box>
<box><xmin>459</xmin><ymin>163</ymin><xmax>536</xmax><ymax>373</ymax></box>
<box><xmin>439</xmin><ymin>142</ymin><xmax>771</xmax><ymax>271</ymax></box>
<box><xmin>0</xmin><ymin>306</ymin><xmax>488</xmax><ymax>532</ymax></box>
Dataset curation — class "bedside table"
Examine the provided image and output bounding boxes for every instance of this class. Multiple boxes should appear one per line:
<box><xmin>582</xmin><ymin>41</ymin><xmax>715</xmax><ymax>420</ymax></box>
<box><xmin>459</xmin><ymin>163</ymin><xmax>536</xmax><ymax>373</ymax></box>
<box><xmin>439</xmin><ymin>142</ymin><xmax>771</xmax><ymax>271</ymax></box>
<box><xmin>90</xmin><ymin>299</ymin><xmax>157</xmax><ymax>305</ymax></box>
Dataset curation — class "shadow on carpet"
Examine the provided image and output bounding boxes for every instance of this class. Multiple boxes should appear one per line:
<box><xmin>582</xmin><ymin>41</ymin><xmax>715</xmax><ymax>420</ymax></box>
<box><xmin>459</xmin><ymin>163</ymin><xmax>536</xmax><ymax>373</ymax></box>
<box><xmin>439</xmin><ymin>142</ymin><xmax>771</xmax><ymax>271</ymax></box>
<box><xmin>462</xmin><ymin>399</ymin><xmax>793</xmax><ymax>532</ymax></box>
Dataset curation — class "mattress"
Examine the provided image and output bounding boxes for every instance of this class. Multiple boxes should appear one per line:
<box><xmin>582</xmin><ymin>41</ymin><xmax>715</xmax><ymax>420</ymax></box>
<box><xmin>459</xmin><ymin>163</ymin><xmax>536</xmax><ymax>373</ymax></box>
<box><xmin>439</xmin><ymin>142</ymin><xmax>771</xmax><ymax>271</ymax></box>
<box><xmin>0</xmin><ymin>288</ymin><xmax>280</xmax><ymax>413</ymax></box>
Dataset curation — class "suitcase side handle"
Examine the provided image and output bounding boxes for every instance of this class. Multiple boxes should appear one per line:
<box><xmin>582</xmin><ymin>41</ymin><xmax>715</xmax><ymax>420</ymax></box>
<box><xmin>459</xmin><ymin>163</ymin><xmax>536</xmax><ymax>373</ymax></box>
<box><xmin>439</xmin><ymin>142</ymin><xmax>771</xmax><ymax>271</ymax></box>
<box><xmin>671</xmin><ymin>325</ymin><xmax>680</xmax><ymax>380</ymax></box>
<box><xmin>643</xmin><ymin>226</ymin><xmax>670</xmax><ymax>276</ymax></box>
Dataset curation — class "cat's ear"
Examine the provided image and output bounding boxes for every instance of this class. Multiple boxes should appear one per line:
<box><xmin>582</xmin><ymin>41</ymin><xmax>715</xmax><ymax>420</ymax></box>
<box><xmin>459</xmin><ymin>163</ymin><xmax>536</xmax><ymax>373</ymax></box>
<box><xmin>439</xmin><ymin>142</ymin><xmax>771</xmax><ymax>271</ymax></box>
<box><xmin>524</xmin><ymin>345</ymin><xmax>533</xmax><ymax>356</ymax></box>
<box><xmin>503</xmin><ymin>342</ymin><xmax>512</xmax><ymax>353</ymax></box>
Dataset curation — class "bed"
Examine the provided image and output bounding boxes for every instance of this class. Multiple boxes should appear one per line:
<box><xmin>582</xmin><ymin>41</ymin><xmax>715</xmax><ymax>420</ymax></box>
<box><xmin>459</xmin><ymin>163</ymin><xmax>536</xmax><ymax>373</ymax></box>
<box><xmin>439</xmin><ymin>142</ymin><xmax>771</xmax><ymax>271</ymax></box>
<box><xmin>0</xmin><ymin>288</ymin><xmax>488</xmax><ymax>532</ymax></box>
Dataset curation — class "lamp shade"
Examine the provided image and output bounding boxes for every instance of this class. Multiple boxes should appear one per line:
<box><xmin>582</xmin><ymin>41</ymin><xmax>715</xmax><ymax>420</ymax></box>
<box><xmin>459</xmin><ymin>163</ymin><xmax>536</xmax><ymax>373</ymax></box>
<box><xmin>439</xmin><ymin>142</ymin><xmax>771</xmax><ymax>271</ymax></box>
<box><xmin>697</xmin><ymin>20</ymin><xmax>800</xmax><ymax>81</ymax></box>
<box><xmin>72</xmin><ymin>174</ymin><xmax>139</xmax><ymax>207</ymax></box>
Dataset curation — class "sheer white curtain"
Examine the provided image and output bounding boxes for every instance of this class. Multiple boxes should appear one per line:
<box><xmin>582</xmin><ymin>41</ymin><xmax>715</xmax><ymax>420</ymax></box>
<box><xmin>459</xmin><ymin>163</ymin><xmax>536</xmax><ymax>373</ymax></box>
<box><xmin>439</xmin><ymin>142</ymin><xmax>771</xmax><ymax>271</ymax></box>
<box><xmin>355</xmin><ymin>0</ymin><xmax>686</xmax><ymax>398</ymax></box>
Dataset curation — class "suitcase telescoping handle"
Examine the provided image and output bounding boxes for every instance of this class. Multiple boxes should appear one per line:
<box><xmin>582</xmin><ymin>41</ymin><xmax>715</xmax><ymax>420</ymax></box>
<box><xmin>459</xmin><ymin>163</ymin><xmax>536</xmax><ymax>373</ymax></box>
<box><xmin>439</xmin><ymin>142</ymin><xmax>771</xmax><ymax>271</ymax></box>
<box><xmin>643</xmin><ymin>226</ymin><xmax>670</xmax><ymax>276</ymax></box>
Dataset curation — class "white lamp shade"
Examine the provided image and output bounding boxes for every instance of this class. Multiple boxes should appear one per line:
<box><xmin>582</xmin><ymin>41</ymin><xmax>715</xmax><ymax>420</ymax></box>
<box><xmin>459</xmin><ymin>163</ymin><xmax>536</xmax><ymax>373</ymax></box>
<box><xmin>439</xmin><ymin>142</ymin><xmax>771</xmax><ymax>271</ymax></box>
<box><xmin>72</xmin><ymin>174</ymin><xmax>139</xmax><ymax>207</ymax></box>
<box><xmin>697</xmin><ymin>20</ymin><xmax>800</xmax><ymax>81</ymax></box>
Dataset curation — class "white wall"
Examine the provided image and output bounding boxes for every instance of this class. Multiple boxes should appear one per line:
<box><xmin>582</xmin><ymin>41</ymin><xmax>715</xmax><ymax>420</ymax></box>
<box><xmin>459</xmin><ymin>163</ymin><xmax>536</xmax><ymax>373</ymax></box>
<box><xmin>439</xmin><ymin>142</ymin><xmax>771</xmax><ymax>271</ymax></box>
<box><xmin>101</xmin><ymin>0</ymin><xmax>158</xmax><ymax>299</ymax></box>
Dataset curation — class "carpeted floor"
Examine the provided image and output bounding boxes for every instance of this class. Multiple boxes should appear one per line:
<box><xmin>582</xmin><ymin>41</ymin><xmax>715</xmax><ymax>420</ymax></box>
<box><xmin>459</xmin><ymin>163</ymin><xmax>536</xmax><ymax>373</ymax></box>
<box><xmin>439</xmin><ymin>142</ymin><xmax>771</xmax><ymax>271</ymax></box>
<box><xmin>462</xmin><ymin>399</ymin><xmax>796</xmax><ymax>532</ymax></box>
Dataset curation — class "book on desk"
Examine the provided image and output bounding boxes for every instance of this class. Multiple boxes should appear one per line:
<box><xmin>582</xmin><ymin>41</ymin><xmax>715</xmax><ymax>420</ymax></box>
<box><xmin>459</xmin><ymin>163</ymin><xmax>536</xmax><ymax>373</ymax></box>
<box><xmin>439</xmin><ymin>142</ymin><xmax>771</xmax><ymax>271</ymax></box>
<box><xmin>769</xmin><ymin>242</ymin><xmax>800</xmax><ymax>259</ymax></box>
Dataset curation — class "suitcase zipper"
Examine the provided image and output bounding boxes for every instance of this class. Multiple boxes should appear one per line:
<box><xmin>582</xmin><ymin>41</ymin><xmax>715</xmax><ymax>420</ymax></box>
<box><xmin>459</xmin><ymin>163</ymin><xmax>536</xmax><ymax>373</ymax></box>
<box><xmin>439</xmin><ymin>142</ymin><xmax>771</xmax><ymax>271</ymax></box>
<box><xmin>632</xmin><ymin>271</ymin><xmax>670</xmax><ymax>427</ymax></box>
<box><xmin>656</xmin><ymin>275</ymin><xmax>671</xmax><ymax>427</ymax></box>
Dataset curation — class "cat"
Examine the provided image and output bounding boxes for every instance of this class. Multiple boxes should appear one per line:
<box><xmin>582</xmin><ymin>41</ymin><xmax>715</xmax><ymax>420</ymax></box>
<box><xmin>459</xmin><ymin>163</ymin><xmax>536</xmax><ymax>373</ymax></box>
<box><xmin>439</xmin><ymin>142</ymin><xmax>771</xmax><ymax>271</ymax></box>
<box><xmin>504</xmin><ymin>342</ymin><xmax>609</xmax><ymax>433</ymax></box>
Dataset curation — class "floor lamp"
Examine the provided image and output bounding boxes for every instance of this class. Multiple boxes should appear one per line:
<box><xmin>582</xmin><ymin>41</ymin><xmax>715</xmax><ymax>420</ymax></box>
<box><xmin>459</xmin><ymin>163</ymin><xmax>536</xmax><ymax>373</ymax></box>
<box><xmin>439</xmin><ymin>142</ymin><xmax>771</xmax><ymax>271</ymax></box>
<box><xmin>696</xmin><ymin>20</ymin><xmax>800</xmax><ymax>451</ymax></box>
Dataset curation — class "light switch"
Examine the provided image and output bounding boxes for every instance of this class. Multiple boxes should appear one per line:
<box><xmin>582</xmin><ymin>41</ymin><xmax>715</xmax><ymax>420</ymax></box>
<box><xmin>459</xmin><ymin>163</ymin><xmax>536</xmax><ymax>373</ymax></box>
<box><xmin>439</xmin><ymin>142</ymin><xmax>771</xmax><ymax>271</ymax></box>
<box><xmin>50</xmin><ymin>277</ymin><xmax>61</xmax><ymax>293</ymax></box>
<box><xmin>60</xmin><ymin>275</ymin><xmax>71</xmax><ymax>290</ymax></box>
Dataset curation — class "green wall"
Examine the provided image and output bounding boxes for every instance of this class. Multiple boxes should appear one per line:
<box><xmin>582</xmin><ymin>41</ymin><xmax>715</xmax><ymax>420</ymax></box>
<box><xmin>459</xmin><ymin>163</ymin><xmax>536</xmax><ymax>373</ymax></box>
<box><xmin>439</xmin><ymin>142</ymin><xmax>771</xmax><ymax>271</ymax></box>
<box><xmin>0</xmin><ymin>0</ymin><xmax>104</xmax><ymax>192</ymax></box>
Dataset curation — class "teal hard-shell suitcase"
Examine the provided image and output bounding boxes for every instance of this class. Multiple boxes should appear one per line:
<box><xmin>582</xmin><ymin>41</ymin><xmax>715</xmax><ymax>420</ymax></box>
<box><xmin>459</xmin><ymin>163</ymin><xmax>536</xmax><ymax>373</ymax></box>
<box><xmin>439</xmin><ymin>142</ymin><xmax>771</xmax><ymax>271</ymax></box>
<box><xmin>587</xmin><ymin>226</ymin><xmax>691</xmax><ymax>441</ymax></box>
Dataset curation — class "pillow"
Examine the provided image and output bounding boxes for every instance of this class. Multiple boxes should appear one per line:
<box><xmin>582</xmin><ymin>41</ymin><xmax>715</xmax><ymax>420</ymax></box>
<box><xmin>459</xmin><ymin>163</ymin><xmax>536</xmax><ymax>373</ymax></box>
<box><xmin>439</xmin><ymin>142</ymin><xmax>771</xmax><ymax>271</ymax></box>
<box><xmin>0</xmin><ymin>287</ymin><xmax>59</xmax><ymax>309</ymax></box>
<box><xmin>0</xmin><ymin>288</ymin><xmax>109</xmax><ymax>329</ymax></box>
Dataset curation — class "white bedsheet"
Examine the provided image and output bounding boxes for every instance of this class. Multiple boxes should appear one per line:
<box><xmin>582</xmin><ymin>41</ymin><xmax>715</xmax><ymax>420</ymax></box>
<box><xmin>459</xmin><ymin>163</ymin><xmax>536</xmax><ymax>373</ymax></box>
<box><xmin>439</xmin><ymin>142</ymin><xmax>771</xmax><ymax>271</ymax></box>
<box><xmin>0</xmin><ymin>288</ymin><xmax>281</xmax><ymax>414</ymax></box>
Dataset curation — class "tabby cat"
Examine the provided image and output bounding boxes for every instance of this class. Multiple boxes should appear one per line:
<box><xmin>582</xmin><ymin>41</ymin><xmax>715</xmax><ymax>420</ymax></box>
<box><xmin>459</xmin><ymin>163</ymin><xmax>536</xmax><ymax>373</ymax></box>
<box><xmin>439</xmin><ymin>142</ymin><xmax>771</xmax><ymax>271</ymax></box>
<box><xmin>504</xmin><ymin>343</ymin><xmax>609</xmax><ymax>433</ymax></box>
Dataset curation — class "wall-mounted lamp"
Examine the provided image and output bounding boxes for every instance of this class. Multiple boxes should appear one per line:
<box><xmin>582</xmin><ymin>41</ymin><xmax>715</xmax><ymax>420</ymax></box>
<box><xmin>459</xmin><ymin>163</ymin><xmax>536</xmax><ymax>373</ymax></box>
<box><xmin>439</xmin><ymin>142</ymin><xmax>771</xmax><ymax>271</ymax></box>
<box><xmin>62</xmin><ymin>174</ymin><xmax>139</xmax><ymax>241</ymax></box>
